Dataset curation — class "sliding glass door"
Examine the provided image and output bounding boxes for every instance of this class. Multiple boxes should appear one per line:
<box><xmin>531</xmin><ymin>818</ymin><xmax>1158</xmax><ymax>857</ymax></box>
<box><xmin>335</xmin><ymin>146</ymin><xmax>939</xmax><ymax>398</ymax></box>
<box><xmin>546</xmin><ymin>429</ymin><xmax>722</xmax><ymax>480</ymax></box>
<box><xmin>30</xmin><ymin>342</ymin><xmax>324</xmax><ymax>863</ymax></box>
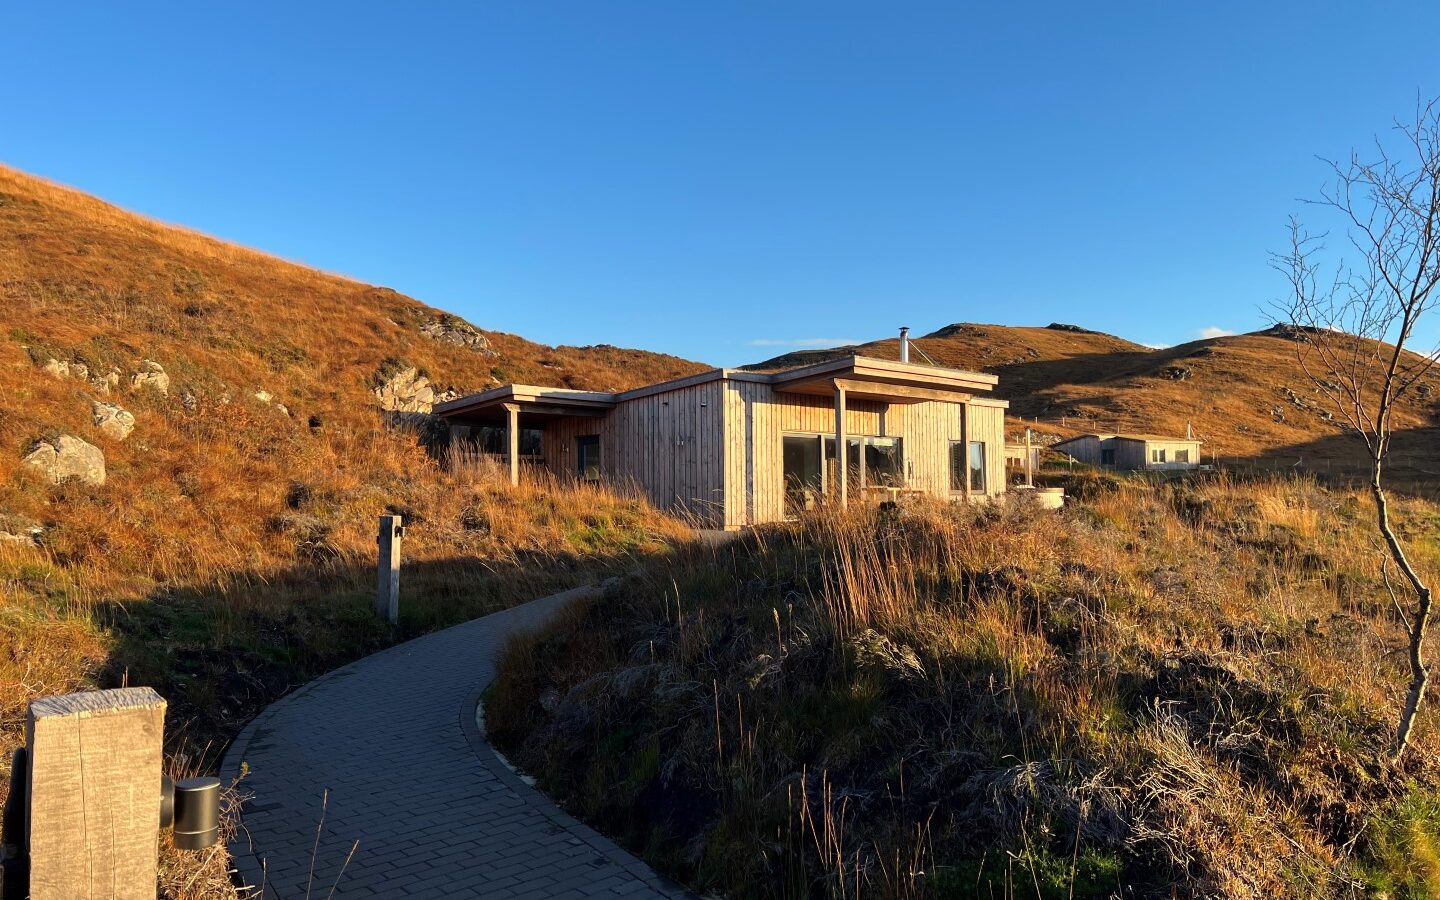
<box><xmin>784</xmin><ymin>433</ymin><xmax>905</xmax><ymax>514</ymax></box>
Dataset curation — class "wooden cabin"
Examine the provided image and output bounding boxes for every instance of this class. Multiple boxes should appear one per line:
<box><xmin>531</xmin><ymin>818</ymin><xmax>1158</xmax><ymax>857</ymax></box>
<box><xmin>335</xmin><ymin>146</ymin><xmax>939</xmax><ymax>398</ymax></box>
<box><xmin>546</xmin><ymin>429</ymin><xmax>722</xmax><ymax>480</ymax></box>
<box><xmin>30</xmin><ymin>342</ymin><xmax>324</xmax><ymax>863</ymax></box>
<box><xmin>1052</xmin><ymin>432</ymin><xmax>1202</xmax><ymax>471</ymax></box>
<box><xmin>434</xmin><ymin>355</ymin><xmax>1009</xmax><ymax>529</ymax></box>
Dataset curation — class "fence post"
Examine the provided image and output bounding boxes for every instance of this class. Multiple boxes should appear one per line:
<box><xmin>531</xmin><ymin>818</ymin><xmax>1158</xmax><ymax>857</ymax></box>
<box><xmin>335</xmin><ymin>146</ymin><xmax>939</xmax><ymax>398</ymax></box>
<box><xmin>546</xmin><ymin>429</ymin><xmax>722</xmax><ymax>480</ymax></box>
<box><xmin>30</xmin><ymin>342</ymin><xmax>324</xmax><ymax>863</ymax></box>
<box><xmin>24</xmin><ymin>687</ymin><xmax>166</xmax><ymax>900</ymax></box>
<box><xmin>376</xmin><ymin>514</ymin><xmax>403</xmax><ymax>624</ymax></box>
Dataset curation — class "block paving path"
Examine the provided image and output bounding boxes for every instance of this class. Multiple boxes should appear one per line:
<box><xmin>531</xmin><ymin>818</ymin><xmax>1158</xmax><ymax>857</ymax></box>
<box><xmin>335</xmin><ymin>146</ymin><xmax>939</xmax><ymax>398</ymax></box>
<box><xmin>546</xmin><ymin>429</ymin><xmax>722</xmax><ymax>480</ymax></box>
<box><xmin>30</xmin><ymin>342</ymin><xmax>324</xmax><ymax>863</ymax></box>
<box><xmin>222</xmin><ymin>586</ymin><xmax>690</xmax><ymax>899</ymax></box>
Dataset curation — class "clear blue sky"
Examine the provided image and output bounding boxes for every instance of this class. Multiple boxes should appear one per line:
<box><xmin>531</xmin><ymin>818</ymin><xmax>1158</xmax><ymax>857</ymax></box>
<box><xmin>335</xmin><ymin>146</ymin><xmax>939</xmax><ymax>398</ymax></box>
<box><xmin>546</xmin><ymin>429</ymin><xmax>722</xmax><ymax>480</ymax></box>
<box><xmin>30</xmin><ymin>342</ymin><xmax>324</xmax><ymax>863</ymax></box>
<box><xmin>4</xmin><ymin>3</ymin><xmax>1437</xmax><ymax>365</ymax></box>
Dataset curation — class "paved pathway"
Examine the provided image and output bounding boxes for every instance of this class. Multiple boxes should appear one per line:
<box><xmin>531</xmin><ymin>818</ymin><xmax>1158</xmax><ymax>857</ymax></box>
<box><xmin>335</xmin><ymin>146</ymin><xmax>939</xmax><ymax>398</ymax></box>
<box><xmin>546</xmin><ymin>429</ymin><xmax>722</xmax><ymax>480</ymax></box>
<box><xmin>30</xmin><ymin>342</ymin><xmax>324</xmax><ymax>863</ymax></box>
<box><xmin>222</xmin><ymin>586</ymin><xmax>690</xmax><ymax>899</ymax></box>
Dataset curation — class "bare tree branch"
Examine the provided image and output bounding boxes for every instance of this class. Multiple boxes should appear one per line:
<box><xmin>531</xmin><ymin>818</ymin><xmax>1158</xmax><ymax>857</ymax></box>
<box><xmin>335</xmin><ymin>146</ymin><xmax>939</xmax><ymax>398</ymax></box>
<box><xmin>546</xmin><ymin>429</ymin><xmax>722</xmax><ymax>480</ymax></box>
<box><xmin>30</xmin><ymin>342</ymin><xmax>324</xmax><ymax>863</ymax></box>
<box><xmin>1269</xmin><ymin>95</ymin><xmax>1440</xmax><ymax>759</ymax></box>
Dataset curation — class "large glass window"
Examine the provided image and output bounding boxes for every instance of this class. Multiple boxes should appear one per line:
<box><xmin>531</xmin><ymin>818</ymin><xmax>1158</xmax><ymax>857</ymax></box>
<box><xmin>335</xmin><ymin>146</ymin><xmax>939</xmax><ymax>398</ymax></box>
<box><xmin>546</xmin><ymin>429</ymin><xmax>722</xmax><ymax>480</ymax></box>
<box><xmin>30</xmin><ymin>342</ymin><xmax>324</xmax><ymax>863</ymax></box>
<box><xmin>949</xmin><ymin>442</ymin><xmax>966</xmax><ymax>491</ymax></box>
<box><xmin>969</xmin><ymin>441</ymin><xmax>987</xmax><ymax>493</ymax></box>
<box><xmin>786</xmin><ymin>433</ymin><xmax>906</xmax><ymax>511</ymax></box>
<box><xmin>473</xmin><ymin>425</ymin><xmax>544</xmax><ymax>457</ymax></box>
<box><xmin>1151</xmin><ymin>448</ymin><xmax>1167</xmax><ymax>464</ymax></box>
<box><xmin>1175</xmin><ymin>449</ymin><xmax>1190</xmax><ymax>464</ymax></box>
<box><xmin>576</xmin><ymin>435</ymin><xmax>601</xmax><ymax>481</ymax></box>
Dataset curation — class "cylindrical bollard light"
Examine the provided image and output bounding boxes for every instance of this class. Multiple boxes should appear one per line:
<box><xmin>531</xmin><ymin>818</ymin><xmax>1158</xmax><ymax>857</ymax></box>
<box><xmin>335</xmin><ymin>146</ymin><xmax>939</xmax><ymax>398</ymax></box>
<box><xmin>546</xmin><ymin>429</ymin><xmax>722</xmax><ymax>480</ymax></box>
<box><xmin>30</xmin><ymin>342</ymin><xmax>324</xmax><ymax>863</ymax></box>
<box><xmin>172</xmin><ymin>777</ymin><xmax>220</xmax><ymax>850</ymax></box>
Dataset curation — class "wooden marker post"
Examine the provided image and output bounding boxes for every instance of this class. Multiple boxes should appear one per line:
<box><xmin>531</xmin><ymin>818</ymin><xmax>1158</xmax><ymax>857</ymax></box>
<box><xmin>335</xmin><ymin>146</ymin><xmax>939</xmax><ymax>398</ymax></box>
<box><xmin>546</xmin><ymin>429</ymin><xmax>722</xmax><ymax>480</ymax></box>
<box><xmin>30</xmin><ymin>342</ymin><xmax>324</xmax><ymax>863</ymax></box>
<box><xmin>376</xmin><ymin>515</ymin><xmax>403</xmax><ymax>624</ymax></box>
<box><xmin>1025</xmin><ymin>427</ymin><xmax>1034</xmax><ymax>487</ymax></box>
<box><xmin>24</xmin><ymin>688</ymin><xmax>166</xmax><ymax>900</ymax></box>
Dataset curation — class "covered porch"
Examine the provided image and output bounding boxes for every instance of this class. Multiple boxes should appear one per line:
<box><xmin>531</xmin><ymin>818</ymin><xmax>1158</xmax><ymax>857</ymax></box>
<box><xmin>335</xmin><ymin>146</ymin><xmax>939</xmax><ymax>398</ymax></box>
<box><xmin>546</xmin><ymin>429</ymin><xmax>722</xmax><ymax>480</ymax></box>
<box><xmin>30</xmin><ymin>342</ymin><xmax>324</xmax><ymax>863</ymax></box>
<box><xmin>768</xmin><ymin>357</ymin><xmax>1000</xmax><ymax>509</ymax></box>
<box><xmin>433</xmin><ymin>385</ymin><xmax>616</xmax><ymax>485</ymax></box>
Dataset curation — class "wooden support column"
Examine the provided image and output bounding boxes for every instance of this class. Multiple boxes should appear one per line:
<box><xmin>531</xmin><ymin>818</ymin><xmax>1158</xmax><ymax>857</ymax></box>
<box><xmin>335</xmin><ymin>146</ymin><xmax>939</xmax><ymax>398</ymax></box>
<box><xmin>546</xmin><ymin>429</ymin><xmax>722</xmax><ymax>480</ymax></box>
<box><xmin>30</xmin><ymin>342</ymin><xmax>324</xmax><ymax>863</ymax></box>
<box><xmin>1024</xmin><ymin>426</ymin><xmax>1034</xmax><ymax>488</ymax></box>
<box><xmin>834</xmin><ymin>383</ymin><xmax>848</xmax><ymax>508</ymax></box>
<box><xmin>503</xmin><ymin>402</ymin><xmax>521</xmax><ymax>486</ymax></box>
<box><xmin>963</xmin><ymin>403</ymin><xmax>973</xmax><ymax>500</ymax></box>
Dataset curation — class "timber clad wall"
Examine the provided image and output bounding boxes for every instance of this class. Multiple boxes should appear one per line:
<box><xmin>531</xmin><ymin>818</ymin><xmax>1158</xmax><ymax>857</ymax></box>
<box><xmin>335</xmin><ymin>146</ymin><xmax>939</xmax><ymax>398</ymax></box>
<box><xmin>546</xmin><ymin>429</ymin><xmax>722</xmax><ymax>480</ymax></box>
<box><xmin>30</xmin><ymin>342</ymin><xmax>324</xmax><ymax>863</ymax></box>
<box><xmin>542</xmin><ymin>380</ymin><xmax>727</xmax><ymax>525</ymax></box>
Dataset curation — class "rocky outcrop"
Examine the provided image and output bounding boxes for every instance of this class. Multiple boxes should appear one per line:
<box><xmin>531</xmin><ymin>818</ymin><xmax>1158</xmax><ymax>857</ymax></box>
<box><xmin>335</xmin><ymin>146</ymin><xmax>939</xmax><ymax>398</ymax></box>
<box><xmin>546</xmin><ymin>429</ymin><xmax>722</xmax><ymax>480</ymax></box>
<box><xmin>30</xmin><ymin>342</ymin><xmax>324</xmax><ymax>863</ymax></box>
<box><xmin>131</xmin><ymin>360</ymin><xmax>169</xmax><ymax>395</ymax></box>
<box><xmin>22</xmin><ymin>435</ymin><xmax>106</xmax><ymax>486</ymax></box>
<box><xmin>91</xmin><ymin>401</ymin><xmax>136</xmax><ymax>440</ymax></box>
<box><xmin>28</xmin><ymin>350</ymin><xmax>121</xmax><ymax>393</ymax></box>
<box><xmin>1260</xmin><ymin>323</ymin><xmax>1327</xmax><ymax>342</ymax></box>
<box><xmin>374</xmin><ymin>366</ymin><xmax>436</xmax><ymax>413</ymax></box>
<box><xmin>420</xmin><ymin>316</ymin><xmax>493</xmax><ymax>354</ymax></box>
<box><xmin>0</xmin><ymin>512</ymin><xmax>42</xmax><ymax>546</ymax></box>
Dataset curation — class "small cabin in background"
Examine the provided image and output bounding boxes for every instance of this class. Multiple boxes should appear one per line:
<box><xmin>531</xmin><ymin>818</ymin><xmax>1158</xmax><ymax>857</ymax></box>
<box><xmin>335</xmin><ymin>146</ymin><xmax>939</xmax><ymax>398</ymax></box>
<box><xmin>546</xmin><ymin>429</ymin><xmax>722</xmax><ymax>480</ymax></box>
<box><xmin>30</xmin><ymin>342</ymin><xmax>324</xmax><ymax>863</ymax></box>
<box><xmin>1052</xmin><ymin>432</ymin><xmax>1202</xmax><ymax>471</ymax></box>
<box><xmin>435</xmin><ymin>354</ymin><xmax>1010</xmax><ymax>529</ymax></box>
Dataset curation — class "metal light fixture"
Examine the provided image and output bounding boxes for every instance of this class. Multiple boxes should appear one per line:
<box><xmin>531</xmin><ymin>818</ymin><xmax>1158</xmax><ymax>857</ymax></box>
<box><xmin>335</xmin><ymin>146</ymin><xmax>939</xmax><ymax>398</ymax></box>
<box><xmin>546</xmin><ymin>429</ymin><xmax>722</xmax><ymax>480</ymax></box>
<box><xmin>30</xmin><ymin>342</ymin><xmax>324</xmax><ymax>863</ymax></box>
<box><xmin>160</xmin><ymin>775</ymin><xmax>221</xmax><ymax>850</ymax></box>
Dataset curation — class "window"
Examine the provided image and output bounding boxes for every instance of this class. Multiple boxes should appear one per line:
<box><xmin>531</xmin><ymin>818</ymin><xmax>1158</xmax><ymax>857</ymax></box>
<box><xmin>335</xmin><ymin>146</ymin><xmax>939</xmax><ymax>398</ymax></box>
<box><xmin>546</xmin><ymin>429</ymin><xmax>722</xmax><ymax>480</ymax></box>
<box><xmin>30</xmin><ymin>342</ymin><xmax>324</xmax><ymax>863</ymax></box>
<box><xmin>864</xmin><ymin>437</ymin><xmax>904</xmax><ymax>487</ymax></box>
<box><xmin>783</xmin><ymin>435</ymin><xmax>823</xmax><ymax>513</ymax></box>
<box><xmin>576</xmin><ymin>435</ymin><xmax>601</xmax><ymax>481</ymax></box>
<box><xmin>1151</xmin><ymin>448</ymin><xmax>1167</xmax><ymax>464</ymax></box>
<box><xmin>785</xmin><ymin>433</ymin><xmax>906</xmax><ymax>510</ymax></box>
<box><xmin>1100</xmin><ymin>448</ymin><xmax>1116</xmax><ymax>466</ymax></box>
<box><xmin>950</xmin><ymin>441</ymin><xmax>987</xmax><ymax>492</ymax></box>
<box><xmin>1175</xmin><ymin>449</ymin><xmax>1190</xmax><ymax>464</ymax></box>
<box><xmin>473</xmin><ymin>425</ymin><xmax>544</xmax><ymax>457</ymax></box>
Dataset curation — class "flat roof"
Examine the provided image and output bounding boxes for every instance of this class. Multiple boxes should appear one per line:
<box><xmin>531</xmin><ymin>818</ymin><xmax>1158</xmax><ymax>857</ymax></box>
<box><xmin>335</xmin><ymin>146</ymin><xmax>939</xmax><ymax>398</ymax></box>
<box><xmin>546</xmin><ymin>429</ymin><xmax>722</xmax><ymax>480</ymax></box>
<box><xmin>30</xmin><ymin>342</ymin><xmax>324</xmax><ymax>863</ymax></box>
<box><xmin>1052</xmin><ymin>432</ymin><xmax>1204</xmax><ymax>446</ymax></box>
<box><xmin>435</xmin><ymin>354</ymin><xmax>1002</xmax><ymax>419</ymax></box>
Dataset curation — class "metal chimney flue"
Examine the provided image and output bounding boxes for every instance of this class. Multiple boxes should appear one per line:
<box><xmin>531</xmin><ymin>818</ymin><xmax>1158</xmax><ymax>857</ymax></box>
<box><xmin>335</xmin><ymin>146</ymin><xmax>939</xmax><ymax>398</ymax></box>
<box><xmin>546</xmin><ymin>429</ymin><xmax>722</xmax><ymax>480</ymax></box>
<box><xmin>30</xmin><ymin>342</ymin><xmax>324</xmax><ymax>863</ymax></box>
<box><xmin>899</xmin><ymin>327</ymin><xmax>910</xmax><ymax>363</ymax></box>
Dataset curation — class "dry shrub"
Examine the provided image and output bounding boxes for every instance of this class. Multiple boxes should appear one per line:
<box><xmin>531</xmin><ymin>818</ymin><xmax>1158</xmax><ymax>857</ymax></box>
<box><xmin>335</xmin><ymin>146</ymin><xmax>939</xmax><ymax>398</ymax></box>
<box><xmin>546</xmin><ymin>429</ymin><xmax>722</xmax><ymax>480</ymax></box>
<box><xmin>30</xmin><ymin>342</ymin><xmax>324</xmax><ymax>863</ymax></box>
<box><xmin>490</xmin><ymin>476</ymin><xmax>1440</xmax><ymax>899</ymax></box>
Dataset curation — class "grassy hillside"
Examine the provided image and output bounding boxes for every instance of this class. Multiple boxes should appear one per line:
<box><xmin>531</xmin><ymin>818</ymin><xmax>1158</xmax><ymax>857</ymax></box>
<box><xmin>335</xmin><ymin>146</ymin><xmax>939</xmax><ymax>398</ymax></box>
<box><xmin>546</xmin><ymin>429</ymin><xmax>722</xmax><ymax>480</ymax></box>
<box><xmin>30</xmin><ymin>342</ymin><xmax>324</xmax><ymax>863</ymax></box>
<box><xmin>750</xmin><ymin>323</ymin><xmax>1440</xmax><ymax>483</ymax></box>
<box><xmin>488</xmin><ymin>473</ymin><xmax>1440</xmax><ymax>899</ymax></box>
<box><xmin>0</xmin><ymin>165</ymin><xmax>705</xmax><ymax>894</ymax></box>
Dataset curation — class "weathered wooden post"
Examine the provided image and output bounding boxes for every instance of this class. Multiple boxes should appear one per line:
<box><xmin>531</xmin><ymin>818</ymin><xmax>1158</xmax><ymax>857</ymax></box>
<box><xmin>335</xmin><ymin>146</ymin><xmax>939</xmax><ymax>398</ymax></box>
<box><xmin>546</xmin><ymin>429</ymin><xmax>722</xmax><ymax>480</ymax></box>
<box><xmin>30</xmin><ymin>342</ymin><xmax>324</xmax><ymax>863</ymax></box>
<box><xmin>833</xmin><ymin>383</ymin><xmax>848</xmax><ymax>507</ymax></box>
<box><xmin>376</xmin><ymin>514</ymin><xmax>403</xmax><ymax>623</ymax></box>
<box><xmin>1024</xmin><ymin>426</ymin><xmax>1034</xmax><ymax>487</ymax></box>
<box><xmin>24</xmin><ymin>688</ymin><xmax>166</xmax><ymax>900</ymax></box>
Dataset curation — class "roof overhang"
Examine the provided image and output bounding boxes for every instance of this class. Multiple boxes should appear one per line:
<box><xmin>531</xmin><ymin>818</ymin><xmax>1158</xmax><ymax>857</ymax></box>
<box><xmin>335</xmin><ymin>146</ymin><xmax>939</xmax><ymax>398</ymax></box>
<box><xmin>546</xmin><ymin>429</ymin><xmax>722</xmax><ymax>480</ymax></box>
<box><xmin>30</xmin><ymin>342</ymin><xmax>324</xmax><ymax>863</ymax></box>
<box><xmin>770</xmin><ymin>356</ymin><xmax>998</xmax><ymax>404</ymax></box>
<box><xmin>433</xmin><ymin>384</ymin><xmax>617</xmax><ymax>423</ymax></box>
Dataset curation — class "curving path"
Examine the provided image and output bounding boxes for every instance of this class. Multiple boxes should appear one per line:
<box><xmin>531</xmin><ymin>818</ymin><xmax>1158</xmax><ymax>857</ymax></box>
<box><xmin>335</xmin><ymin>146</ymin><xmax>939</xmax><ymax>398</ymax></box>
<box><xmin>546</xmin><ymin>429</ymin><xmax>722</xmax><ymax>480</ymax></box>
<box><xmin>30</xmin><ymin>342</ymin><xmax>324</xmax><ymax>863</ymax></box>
<box><xmin>221</xmin><ymin>586</ymin><xmax>690</xmax><ymax>899</ymax></box>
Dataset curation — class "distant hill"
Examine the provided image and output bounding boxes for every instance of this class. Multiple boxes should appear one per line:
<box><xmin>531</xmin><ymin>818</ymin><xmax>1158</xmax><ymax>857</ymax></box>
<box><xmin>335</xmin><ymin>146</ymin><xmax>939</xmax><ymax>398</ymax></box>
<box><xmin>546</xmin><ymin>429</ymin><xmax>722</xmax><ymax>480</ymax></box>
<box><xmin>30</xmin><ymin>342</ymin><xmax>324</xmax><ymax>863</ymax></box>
<box><xmin>749</xmin><ymin>321</ymin><xmax>1440</xmax><ymax>481</ymax></box>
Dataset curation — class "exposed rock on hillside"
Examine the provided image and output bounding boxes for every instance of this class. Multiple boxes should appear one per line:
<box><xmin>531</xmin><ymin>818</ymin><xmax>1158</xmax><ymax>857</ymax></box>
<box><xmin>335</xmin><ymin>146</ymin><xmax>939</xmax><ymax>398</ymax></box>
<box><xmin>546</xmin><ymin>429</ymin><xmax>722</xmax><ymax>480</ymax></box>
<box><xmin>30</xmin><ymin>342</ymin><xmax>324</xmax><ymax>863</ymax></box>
<box><xmin>374</xmin><ymin>365</ymin><xmax>439</xmax><ymax>413</ymax></box>
<box><xmin>23</xmin><ymin>434</ymin><xmax>106</xmax><ymax>485</ymax></box>
<box><xmin>91</xmin><ymin>401</ymin><xmax>135</xmax><ymax>440</ymax></box>
<box><xmin>26</xmin><ymin>348</ymin><xmax>121</xmax><ymax>393</ymax></box>
<box><xmin>0</xmin><ymin>512</ymin><xmax>41</xmax><ymax>545</ymax></box>
<box><xmin>420</xmin><ymin>316</ymin><xmax>493</xmax><ymax>354</ymax></box>
<box><xmin>131</xmin><ymin>360</ymin><xmax>169</xmax><ymax>395</ymax></box>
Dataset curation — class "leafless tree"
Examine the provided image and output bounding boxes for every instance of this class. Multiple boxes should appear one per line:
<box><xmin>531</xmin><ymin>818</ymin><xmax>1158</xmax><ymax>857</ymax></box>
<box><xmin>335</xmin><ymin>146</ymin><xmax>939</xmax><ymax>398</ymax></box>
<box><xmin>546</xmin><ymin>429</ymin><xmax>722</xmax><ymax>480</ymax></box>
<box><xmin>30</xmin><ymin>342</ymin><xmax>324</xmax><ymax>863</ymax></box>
<box><xmin>1272</xmin><ymin>96</ymin><xmax>1440</xmax><ymax>759</ymax></box>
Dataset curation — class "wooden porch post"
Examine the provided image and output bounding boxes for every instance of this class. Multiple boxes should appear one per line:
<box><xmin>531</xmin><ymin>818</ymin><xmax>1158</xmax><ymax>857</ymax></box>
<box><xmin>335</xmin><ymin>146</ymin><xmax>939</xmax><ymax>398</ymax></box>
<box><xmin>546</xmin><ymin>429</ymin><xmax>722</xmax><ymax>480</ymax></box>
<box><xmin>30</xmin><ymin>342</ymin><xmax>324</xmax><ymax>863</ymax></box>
<box><xmin>1024</xmin><ymin>426</ymin><xmax>1034</xmax><ymax>488</ymax></box>
<box><xmin>963</xmin><ymin>402</ymin><xmax>973</xmax><ymax>500</ymax></box>
<box><xmin>834</xmin><ymin>382</ymin><xmax>847</xmax><ymax>508</ymax></box>
<box><xmin>503</xmin><ymin>402</ymin><xmax>520</xmax><ymax>486</ymax></box>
